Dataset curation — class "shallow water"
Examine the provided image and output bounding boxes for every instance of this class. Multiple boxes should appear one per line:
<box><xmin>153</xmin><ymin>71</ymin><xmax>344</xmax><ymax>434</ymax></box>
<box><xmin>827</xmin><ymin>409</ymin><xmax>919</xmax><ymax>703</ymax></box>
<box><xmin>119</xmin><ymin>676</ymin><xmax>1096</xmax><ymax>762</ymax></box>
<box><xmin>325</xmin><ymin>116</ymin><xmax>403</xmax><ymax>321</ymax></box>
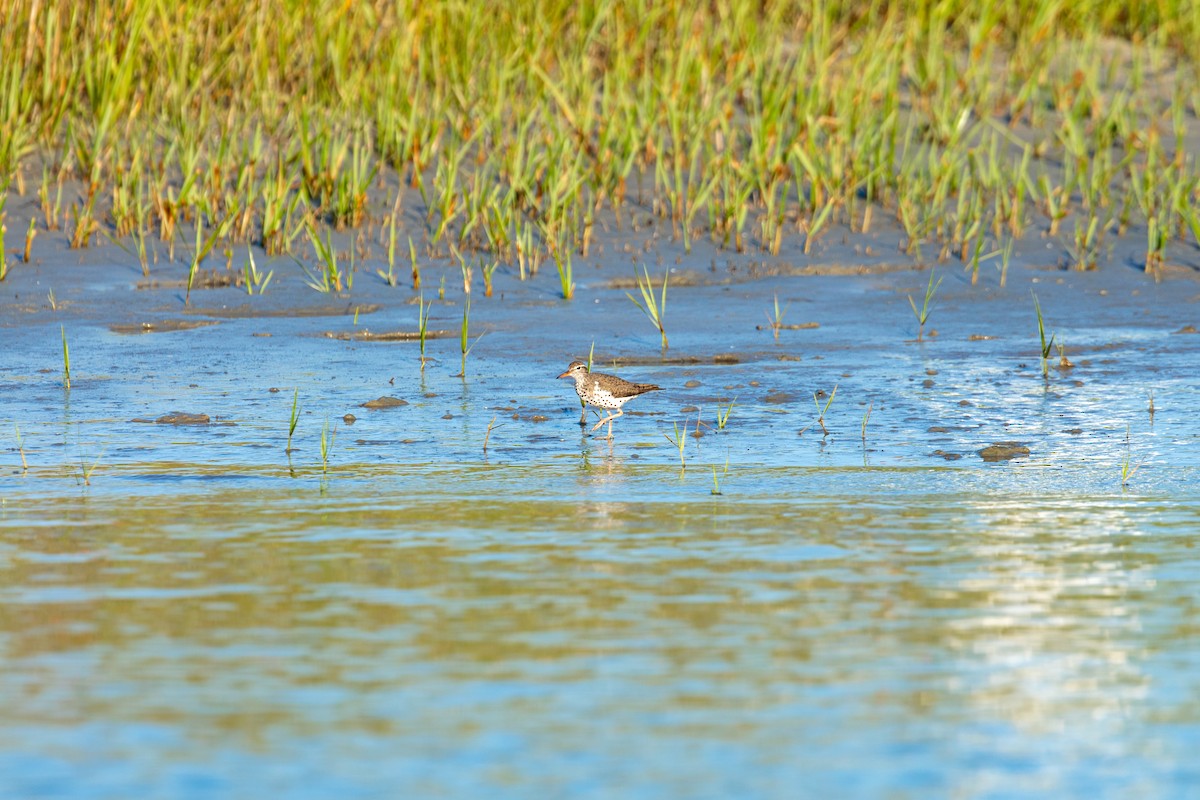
<box><xmin>3</xmin><ymin>241</ymin><xmax>1200</xmax><ymax>797</ymax></box>
<box><xmin>3</xmin><ymin>474</ymin><xmax>1199</xmax><ymax>798</ymax></box>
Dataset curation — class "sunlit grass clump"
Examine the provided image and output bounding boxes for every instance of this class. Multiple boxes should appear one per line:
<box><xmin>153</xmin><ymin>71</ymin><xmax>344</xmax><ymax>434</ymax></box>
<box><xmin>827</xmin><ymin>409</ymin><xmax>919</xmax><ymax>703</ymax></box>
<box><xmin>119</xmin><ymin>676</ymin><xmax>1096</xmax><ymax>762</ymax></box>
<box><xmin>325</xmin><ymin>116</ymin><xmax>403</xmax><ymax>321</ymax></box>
<box><xmin>0</xmin><ymin>0</ymin><xmax>1198</xmax><ymax>281</ymax></box>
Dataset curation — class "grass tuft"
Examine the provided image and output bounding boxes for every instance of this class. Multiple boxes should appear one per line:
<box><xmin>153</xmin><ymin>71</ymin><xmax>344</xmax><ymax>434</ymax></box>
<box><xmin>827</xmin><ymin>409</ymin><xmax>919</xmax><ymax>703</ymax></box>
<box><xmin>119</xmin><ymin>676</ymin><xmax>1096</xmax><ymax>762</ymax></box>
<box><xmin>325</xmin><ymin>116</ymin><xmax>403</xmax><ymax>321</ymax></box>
<box><xmin>1031</xmin><ymin>290</ymin><xmax>1055</xmax><ymax>379</ymax></box>
<box><xmin>286</xmin><ymin>388</ymin><xmax>299</xmax><ymax>452</ymax></box>
<box><xmin>627</xmin><ymin>265</ymin><xmax>668</xmax><ymax>350</ymax></box>
<box><xmin>908</xmin><ymin>270</ymin><xmax>942</xmax><ymax>342</ymax></box>
<box><xmin>61</xmin><ymin>325</ymin><xmax>71</xmax><ymax>389</ymax></box>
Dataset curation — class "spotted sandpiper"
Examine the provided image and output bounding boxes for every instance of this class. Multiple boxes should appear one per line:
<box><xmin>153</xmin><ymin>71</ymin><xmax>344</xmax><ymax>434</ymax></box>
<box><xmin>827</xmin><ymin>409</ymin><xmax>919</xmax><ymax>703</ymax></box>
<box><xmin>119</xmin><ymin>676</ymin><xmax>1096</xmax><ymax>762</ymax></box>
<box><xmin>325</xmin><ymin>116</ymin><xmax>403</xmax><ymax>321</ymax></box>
<box><xmin>558</xmin><ymin>361</ymin><xmax>661</xmax><ymax>438</ymax></box>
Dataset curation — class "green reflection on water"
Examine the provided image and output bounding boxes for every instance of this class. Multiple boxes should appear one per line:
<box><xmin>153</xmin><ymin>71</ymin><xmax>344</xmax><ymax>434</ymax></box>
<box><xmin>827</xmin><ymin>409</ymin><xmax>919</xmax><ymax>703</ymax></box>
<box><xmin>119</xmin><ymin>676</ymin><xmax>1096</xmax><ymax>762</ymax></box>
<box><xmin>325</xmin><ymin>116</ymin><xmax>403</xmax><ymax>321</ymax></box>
<box><xmin>1</xmin><ymin>464</ymin><xmax>1197</xmax><ymax>795</ymax></box>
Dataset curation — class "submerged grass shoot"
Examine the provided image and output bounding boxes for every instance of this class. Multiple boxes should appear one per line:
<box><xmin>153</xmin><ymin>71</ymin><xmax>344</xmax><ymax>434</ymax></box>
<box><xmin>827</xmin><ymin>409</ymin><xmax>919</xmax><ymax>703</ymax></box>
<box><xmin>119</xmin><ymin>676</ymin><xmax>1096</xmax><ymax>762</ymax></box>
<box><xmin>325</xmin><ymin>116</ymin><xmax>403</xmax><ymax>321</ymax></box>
<box><xmin>77</xmin><ymin>447</ymin><xmax>105</xmax><ymax>488</ymax></box>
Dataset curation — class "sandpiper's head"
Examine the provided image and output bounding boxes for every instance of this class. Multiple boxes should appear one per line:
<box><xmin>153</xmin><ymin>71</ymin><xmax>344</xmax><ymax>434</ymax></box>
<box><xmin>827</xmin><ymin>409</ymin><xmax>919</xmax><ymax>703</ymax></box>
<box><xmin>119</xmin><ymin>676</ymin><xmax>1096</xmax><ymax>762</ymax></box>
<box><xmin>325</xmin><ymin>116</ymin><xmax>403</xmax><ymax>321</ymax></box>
<box><xmin>557</xmin><ymin>361</ymin><xmax>589</xmax><ymax>380</ymax></box>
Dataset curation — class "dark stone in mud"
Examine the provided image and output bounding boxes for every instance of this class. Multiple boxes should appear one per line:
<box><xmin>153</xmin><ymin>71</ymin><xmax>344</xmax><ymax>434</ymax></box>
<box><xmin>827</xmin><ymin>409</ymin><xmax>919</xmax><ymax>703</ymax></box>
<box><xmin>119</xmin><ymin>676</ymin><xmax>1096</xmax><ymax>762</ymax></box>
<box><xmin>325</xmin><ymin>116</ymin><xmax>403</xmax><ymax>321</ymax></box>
<box><xmin>763</xmin><ymin>391</ymin><xmax>797</xmax><ymax>404</ymax></box>
<box><xmin>680</xmin><ymin>405</ymin><xmax>699</xmax><ymax>413</ymax></box>
<box><xmin>1172</xmin><ymin>325</ymin><xmax>1197</xmax><ymax>334</ymax></box>
<box><xmin>978</xmin><ymin>442</ymin><xmax>1030</xmax><ymax>462</ymax></box>
<box><xmin>684</xmin><ymin>380</ymin><xmax>702</xmax><ymax>388</ymax></box>
<box><xmin>343</xmin><ymin>414</ymin><xmax>357</xmax><ymax>424</ymax></box>
<box><xmin>361</xmin><ymin>396</ymin><xmax>408</xmax><ymax>409</ymax></box>
<box><xmin>932</xmin><ymin>450</ymin><xmax>962</xmax><ymax>461</ymax></box>
<box><xmin>922</xmin><ymin>379</ymin><xmax>935</xmax><ymax>388</ymax></box>
<box><xmin>135</xmin><ymin>412</ymin><xmax>211</xmax><ymax>425</ymax></box>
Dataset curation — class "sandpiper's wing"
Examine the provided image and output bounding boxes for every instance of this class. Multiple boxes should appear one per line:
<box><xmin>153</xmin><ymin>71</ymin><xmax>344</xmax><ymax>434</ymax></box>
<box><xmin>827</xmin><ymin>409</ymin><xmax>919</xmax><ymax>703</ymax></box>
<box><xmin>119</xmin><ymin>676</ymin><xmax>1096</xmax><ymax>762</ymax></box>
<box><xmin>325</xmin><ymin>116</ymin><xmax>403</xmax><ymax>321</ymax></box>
<box><xmin>597</xmin><ymin>373</ymin><xmax>661</xmax><ymax>398</ymax></box>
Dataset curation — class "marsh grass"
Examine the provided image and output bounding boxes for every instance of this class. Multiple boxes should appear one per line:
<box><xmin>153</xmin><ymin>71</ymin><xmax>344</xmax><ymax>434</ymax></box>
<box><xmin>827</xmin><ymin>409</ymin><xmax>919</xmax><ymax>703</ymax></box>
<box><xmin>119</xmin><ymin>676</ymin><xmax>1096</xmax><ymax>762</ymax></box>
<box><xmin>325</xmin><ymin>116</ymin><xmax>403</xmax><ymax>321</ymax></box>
<box><xmin>1031</xmin><ymin>291</ymin><xmax>1055</xmax><ymax>378</ymax></box>
<box><xmin>861</xmin><ymin>401</ymin><xmax>873</xmax><ymax>444</ymax></box>
<box><xmin>663</xmin><ymin>419</ymin><xmax>689</xmax><ymax>468</ymax></box>
<box><xmin>716</xmin><ymin>398</ymin><xmax>736</xmax><ymax>431</ymax></box>
<box><xmin>417</xmin><ymin>294</ymin><xmax>432</xmax><ymax>369</ymax></box>
<box><xmin>0</xmin><ymin>190</ymin><xmax>7</xmax><ymax>280</ymax></box>
<box><xmin>286</xmin><ymin>388</ymin><xmax>299</xmax><ymax>452</ymax></box>
<box><xmin>0</xmin><ymin>1</ymin><xmax>1198</xmax><ymax>289</ymax></box>
<box><xmin>23</xmin><ymin>217</ymin><xmax>36</xmax><ymax>263</ymax></box>
<box><xmin>627</xmin><ymin>265</ymin><xmax>668</xmax><ymax>350</ymax></box>
<box><xmin>908</xmin><ymin>270</ymin><xmax>942</xmax><ymax>342</ymax></box>
<box><xmin>77</xmin><ymin>446</ymin><xmax>105</xmax><ymax>488</ymax></box>
<box><xmin>60</xmin><ymin>325</ymin><xmax>70</xmax><ymax>389</ymax></box>
<box><xmin>186</xmin><ymin>215</ymin><xmax>233</xmax><ymax>304</ymax></box>
<box><xmin>763</xmin><ymin>294</ymin><xmax>789</xmax><ymax>340</ymax></box>
<box><xmin>813</xmin><ymin>384</ymin><xmax>838</xmax><ymax>436</ymax></box>
<box><xmin>1121</xmin><ymin>454</ymin><xmax>1141</xmax><ymax>487</ymax></box>
<box><xmin>300</xmin><ymin>221</ymin><xmax>346</xmax><ymax>293</ymax></box>
<box><xmin>242</xmin><ymin>246</ymin><xmax>273</xmax><ymax>295</ymax></box>
<box><xmin>1121</xmin><ymin>426</ymin><xmax>1142</xmax><ymax>488</ymax></box>
<box><xmin>320</xmin><ymin>417</ymin><xmax>336</xmax><ymax>474</ymax></box>
<box><xmin>554</xmin><ymin>245</ymin><xmax>574</xmax><ymax>301</ymax></box>
<box><xmin>377</xmin><ymin>217</ymin><xmax>398</xmax><ymax>286</ymax></box>
<box><xmin>14</xmin><ymin>423</ymin><xmax>27</xmax><ymax>473</ymax></box>
<box><xmin>455</xmin><ymin>296</ymin><xmax>484</xmax><ymax>378</ymax></box>
<box><xmin>483</xmin><ymin>415</ymin><xmax>502</xmax><ymax>454</ymax></box>
<box><xmin>482</xmin><ymin>259</ymin><xmax>499</xmax><ymax>298</ymax></box>
<box><xmin>451</xmin><ymin>243</ymin><xmax>472</xmax><ymax>295</ymax></box>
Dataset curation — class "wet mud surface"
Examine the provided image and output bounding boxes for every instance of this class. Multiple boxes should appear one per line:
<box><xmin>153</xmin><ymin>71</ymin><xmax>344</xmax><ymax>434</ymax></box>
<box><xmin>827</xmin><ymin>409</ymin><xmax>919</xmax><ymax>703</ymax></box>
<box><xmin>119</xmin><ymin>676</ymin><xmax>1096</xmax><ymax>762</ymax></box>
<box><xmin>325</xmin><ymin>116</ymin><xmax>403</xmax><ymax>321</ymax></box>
<box><xmin>3</xmin><ymin>233</ymin><xmax>1196</xmax><ymax>483</ymax></box>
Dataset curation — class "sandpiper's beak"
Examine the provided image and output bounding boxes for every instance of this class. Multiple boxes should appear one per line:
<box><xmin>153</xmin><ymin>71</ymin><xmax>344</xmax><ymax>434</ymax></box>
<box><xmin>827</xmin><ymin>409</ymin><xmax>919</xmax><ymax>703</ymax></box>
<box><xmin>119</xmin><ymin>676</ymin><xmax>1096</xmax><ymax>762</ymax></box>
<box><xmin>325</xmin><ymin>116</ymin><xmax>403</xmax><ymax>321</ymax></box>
<box><xmin>557</xmin><ymin>370</ymin><xmax>572</xmax><ymax>379</ymax></box>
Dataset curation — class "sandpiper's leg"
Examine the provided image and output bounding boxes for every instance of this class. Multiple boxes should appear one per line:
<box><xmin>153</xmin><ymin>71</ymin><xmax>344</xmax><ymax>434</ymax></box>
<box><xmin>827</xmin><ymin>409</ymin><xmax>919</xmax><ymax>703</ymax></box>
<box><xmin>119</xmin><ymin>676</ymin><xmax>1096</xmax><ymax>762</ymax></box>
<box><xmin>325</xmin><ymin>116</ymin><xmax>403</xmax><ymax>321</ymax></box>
<box><xmin>591</xmin><ymin>407</ymin><xmax>623</xmax><ymax>435</ymax></box>
<box><xmin>604</xmin><ymin>408</ymin><xmax>623</xmax><ymax>438</ymax></box>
